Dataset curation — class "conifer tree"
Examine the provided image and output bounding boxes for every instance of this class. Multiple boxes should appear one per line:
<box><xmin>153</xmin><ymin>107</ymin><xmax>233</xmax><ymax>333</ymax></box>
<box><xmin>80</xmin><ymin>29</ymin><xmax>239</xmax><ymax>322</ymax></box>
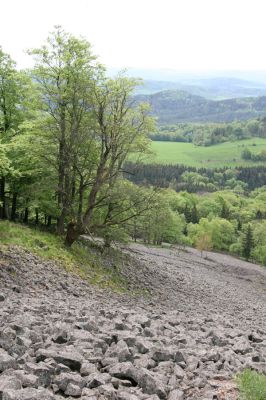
<box><xmin>242</xmin><ymin>224</ymin><xmax>254</xmax><ymax>261</ymax></box>
<box><xmin>191</xmin><ymin>204</ymin><xmax>199</xmax><ymax>224</ymax></box>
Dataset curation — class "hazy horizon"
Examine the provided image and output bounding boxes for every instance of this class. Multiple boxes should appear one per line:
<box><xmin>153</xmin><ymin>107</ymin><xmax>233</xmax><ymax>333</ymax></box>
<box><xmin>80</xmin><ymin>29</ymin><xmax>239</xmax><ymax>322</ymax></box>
<box><xmin>2</xmin><ymin>0</ymin><xmax>266</xmax><ymax>74</ymax></box>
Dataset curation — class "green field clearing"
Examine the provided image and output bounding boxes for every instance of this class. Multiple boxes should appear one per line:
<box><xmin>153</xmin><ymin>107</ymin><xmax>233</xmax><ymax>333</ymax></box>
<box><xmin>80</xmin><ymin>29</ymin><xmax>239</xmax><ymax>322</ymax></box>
<box><xmin>145</xmin><ymin>138</ymin><xmax>266</xmax><ymax>168</ymax></box>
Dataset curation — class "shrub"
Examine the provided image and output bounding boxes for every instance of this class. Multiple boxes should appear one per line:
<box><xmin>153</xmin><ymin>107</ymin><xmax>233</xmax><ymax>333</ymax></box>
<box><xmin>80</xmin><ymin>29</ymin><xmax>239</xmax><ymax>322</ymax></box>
<box><xmin>237</xmin><ymin>369</ymin><xmax>266</xmax><ymax>400</ymax></box>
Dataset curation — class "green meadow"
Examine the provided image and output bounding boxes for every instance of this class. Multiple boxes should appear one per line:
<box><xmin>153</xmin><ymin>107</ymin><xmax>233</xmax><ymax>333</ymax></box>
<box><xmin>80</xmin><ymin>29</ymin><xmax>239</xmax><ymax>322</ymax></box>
<box><xmin>146</xmin><ymin>138</ymin><xmax>266</xmax><ymax>168</ymax></box>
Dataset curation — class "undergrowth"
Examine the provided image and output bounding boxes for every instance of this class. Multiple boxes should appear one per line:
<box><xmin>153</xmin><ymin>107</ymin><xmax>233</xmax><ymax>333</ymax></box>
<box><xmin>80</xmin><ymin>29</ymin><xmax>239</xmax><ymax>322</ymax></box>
<box><xmin>0</xmin><ymin>221</ymin><xmax>129</xmax><ymax>292</ymax></box>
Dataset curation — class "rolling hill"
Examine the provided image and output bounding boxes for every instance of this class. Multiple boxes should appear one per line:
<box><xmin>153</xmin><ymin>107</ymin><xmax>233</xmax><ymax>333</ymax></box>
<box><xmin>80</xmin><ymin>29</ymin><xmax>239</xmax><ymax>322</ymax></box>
<box><xmin>135</xmin><ymin>90</ymin><xmax>266</xmax><ymax>124</ymax></box>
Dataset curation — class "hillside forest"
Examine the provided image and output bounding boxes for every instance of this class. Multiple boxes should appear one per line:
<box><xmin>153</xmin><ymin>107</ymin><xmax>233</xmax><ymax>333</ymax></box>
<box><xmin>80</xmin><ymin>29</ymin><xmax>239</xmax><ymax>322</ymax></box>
<box><xmin>1</xmin><ymin>27</ymin><xmax>266</xmax><ymax>266</ymax></box>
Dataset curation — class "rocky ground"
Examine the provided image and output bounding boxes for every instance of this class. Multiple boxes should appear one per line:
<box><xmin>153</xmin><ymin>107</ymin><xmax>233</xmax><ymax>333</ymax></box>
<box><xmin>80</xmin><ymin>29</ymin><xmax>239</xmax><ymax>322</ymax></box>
<box><xmin>1</xmin><ymin>243</ymin><xmax>266</xmax><ymax>400</ymax></box>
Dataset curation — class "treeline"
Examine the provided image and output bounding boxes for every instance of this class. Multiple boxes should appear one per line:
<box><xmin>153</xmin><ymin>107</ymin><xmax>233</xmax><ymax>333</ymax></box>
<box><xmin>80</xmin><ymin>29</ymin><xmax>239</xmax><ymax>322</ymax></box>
<box><xmin>149</xmin><ymin>119</ymin><xmax>266</xmax><ymax>146</ymax></box>
<box><xmin>0</xmin><ymin>27</ymin><xmax>158</xmax><ymax>247</ymax></box>
<box><xmin>125</xmin><ymin>162</ymin><xmax>266</xmax><ymax>192</ymax></box>
<box><xmin>241</xmin><ymin>147</ymin><xmax>266</xmax><ymax>162</ymax></box>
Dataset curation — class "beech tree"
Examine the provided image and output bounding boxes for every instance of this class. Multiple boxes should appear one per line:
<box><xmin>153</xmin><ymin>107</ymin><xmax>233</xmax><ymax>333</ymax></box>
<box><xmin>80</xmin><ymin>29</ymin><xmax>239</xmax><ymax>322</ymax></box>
<box><xmin>29</xmin><ymin>27</ymin><xmax>154</xmax><ymax>245</ymax></box>
<box><xmin>29</xmin><ymin>26</ymin><xmax>103</xmax><ymax>234</ymax></box>
<box><xmin>65</xmin><ymin>76</ymin><xmax>154</xmax><ymax>246</ymax></box>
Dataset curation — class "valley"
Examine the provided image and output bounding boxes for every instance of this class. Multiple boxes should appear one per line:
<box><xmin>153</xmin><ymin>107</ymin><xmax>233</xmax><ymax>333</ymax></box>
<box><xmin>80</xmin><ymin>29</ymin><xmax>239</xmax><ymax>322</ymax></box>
<box><xmin>1</xmin><ymin>21</ymin><xmax>266</xmax><ymax>400</ymax></box>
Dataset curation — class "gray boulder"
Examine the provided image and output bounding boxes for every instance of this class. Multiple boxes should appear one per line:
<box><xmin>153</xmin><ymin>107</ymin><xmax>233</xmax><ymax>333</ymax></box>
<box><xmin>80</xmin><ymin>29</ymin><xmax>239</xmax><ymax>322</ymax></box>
<box><xmin>0</xmin><ymin>349</ymin><xmax>16</xmax><ymax>372</ymax></box>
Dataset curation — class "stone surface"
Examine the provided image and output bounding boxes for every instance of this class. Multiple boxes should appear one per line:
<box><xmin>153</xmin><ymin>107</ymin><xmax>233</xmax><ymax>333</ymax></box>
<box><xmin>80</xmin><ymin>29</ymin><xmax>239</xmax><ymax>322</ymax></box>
<box><xmin>0</xmin><ymin>244</ymin><xmax>265</xmax><ymax>399</ymax></box>
<box><xmin>0</xmin><ymin>350</ymin><xmax>16</xmax><ymax>372</ymax></box>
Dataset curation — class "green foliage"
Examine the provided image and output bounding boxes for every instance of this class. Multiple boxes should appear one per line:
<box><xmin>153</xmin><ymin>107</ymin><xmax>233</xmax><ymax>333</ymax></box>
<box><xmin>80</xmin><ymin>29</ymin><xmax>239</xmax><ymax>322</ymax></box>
<box><xmin>242</xmin><ymin>148</ymin><xmax>252</xmax><ymax>160</ymax></box>
<box><xmin>188</xmin><ymin>217</ymin><xmax>235</xmax><ymax>251</ymax></box>
<box><xmin>237</xmin><ymin>369</ymin><xmax>266</xmax><ymax>400</ymax></box>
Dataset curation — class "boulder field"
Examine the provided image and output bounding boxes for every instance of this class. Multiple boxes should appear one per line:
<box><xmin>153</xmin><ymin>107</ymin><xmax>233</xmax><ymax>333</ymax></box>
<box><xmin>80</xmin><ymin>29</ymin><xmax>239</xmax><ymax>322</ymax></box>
<box><xmin>1</xmin><ymin>243</ymin><xmax>266</xmax><ymax>399</ymax></box>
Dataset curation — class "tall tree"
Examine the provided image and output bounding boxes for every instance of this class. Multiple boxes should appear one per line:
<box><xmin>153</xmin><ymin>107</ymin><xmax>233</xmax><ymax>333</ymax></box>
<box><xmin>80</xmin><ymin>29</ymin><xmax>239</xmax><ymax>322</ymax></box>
<box><xmin>29</xmin><ymin>28</ymin><xmax>154</xmax><ymax>245</ymax></box>
<box><xmin>29</xmin><ymin>26</ymin><xmax>103</xmax><ymax>233</ymax></box>
<box><xmin>65</xmin><ymin>76</ymin><xmax>154</xmax><ymax>246</ymax></box>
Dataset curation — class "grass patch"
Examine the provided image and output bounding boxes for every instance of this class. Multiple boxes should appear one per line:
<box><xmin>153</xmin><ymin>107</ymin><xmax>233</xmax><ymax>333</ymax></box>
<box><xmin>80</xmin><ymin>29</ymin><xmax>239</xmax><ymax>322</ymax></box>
<box><xmin>146</xmin><ymin>138</ymin><xmax>266</xmax><ymax>168</ymax></box>
<box><xmin>237</xmin><ymin>369</ymin><xmax>266</xmax><ymax>400</ymax></box>
<box><xmin>0</xmin><ymin>221</ymin><xmax>129</xmax><ymax>292</ymax></box>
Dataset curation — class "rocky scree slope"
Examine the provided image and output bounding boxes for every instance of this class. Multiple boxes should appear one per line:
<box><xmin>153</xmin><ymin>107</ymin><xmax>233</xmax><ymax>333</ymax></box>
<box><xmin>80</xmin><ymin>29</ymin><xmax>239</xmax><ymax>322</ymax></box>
<box><xmin>0</xmin><ymin>244</ymin><xmax>266</xmax><ymax>399</ymax></box>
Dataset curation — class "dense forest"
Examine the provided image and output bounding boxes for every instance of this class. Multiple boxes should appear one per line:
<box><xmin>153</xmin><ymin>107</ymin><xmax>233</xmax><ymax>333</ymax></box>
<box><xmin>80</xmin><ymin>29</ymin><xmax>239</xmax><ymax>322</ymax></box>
<box><xmin>1</xmin><ymin>27</ymin><xmax>266</xmax><ymax>267</ymax></box>
<box><xmin>125</xmin><ymin>162</ymin><xmax>266</xmax><ymax>192</ymax></box>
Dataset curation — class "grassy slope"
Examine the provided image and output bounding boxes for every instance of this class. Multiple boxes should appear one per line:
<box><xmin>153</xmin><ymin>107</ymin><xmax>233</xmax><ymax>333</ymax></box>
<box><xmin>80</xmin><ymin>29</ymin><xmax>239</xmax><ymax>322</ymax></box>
<box><xmin>146</xmin><ymin>138</ymin><xmax>266</xmax><ymax>168</ymax></box>
<box><xmin>0</xmin><ymin>221</ymin><xmax>129</xmax><ymax>292</ymax></box>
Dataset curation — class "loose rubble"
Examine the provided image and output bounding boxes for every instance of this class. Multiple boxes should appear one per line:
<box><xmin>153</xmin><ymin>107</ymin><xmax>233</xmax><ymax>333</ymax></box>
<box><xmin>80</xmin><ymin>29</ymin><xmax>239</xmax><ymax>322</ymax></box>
<box><xmin>1</xmin><ymin>243</ymin><xmax>266</xmax><ymax>399</ymax></box>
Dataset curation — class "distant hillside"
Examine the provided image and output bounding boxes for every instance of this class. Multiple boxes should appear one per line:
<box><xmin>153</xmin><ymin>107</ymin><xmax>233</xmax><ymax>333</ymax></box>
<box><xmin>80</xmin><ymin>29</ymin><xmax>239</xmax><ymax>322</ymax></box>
<box><xmin>136</xmin><ymin>78</ymin><xmax>266</xmax><ymax>99</ymax></box>
<box><xmin>135</xmin><ymin>90</ymin><xmax>266</xmax><ymax>123</ymax></box>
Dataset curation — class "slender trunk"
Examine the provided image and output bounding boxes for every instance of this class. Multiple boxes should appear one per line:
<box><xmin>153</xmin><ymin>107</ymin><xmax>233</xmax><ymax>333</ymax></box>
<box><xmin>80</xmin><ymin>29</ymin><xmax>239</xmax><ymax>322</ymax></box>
<box><xmin>11</xmin><ymin>192</ymin><xmax>17</xmax><ymax>221</ymax></box>
<box><xmin>47</xmin><ymin>215</ymin><xmax>52</xmax><ymax>227</ymax></box>
<box><xmin>71</xmin><ymin>172</ymin><xmax>76</xmax><ymax>203</ymax></box>
<box><xmin>44</xmin><ymin>215</ymin><xmax>47</xmax><ymax>225</ymax></box>
<box><xmin>0</xmin><ymin>177</ymin><xmax>6</xmax><ymax>219</ymax></box>
<box><xmin>35</xmin><ymin>208</ymin><xmax>39</xmax><ymax>225</ymax></box>
<box><xmin>78</xmin><ymin>177</ymin><xmax>84</xmax><ymax>223</ymax></box>
<box><xmin>23</xmin><ymin>207</ymin><xmax>29</xmax><ymax>224</ymax></box>
<box><xmin>82</xmin><ymin>180</ymin><xmax>102</xmax><ymax>228</ymax></box>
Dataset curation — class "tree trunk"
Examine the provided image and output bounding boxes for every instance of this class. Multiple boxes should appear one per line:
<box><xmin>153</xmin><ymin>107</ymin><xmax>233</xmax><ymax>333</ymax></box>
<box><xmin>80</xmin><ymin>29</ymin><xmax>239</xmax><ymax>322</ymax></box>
<box><xmin>23</xmin><ymin>207</ymin><xmax>29</xmax><ymax>224</ymax></box>
<box><xmin>11</xmin><ymin>192</ymin><xmax>17</xmax><ymax>221</ymax></box>
<box><xmin>57</xmin><ymin>209</ymin><xmax>67</xmax><ymax>234</ymax></box>
<box><xmin>35</xmin><ymin>208</ymin><xmax>39</xmax><ymax>225</ymax></box>
<box><xmin>65</xmin><ymin>222</ymin><xmax>82</xmax><ymax>247</ymax></box>
<box><xmin>57</xmin><ymin>105</ymin><xmax>67</xmax><ymax>234</ymax></box>
<box><xmin>0</xmin><ymin>177</ymin><xmax>6</xmax><ymax>219</ymax></box>
<box><xmin>47</xmin><ymin>215</ymin><xmax>52</xmax><ymax>227</ymax></box>
<box><xmin>82</xmin><ymin>180</ymin><xmax>102</xmax><ymax>228</ymax></box>
<box><xmin>78</xmin><ymin>177</ymin><xmax>84</xmax><ymax>223</ymax></box>
<box><xmin>57</xmin><ymin>164</ymin><xmax>71</xmax><ymax>234</ymax></box>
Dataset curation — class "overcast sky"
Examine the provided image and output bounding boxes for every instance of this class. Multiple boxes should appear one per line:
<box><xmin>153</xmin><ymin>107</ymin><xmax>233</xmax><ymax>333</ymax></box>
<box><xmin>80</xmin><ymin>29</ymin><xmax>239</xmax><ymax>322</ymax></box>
<box><xmin>1</xmin><ymin>0</ymin><xmax>266</xmax><ymax>71</ymax></box>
